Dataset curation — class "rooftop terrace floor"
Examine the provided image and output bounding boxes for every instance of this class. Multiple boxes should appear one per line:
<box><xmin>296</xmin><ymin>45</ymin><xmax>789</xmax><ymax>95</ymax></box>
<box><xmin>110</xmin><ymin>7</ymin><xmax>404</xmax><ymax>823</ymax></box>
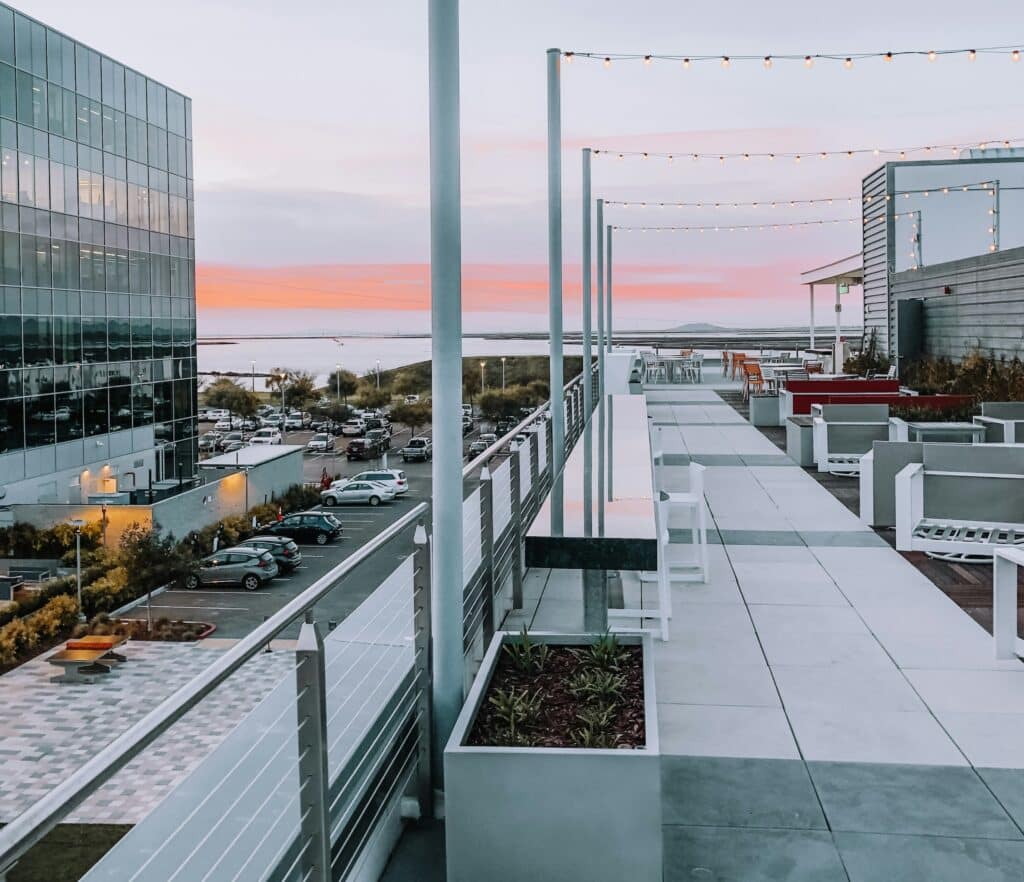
<box><xmin>480</xmin><ymin>380</ymin><xmax>1024</xmax><ymax>881</ymax></box>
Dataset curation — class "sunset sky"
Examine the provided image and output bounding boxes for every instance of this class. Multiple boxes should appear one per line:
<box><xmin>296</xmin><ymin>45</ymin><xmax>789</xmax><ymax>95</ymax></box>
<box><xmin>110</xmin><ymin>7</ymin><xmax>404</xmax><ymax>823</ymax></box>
<box><xmin>21</xmin><ymin>0</ymin><xmax>1024</xmax><ymax>330</ymax></box>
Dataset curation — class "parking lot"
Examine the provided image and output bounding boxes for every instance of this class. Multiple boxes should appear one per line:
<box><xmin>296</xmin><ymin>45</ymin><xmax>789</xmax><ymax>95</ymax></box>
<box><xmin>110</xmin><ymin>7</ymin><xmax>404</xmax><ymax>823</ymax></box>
<box><xmin>123</xmin><ymin>418</ymin><xmax>496</xmax><ymax>638</ymax></box>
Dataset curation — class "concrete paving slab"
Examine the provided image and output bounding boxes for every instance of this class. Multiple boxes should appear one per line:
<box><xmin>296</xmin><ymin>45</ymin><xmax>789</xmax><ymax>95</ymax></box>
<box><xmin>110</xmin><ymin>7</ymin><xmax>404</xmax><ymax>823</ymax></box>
<box><xmin>658</xmin><ymin>703</ymin><xmax>800</xmax><ymax>759</ymax></box>
<box><xmin>835</xmin><ymin>831</ymin><xmax>1024</xmax><ymax>882</ymax></box>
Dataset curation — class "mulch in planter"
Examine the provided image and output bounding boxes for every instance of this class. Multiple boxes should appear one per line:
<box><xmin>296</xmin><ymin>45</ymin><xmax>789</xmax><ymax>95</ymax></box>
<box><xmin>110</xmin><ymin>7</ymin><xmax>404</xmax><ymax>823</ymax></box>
<box><xmin>467</xmin><ymin>643</ymin><xmax>646</xmax><ymax>749</ymax></box>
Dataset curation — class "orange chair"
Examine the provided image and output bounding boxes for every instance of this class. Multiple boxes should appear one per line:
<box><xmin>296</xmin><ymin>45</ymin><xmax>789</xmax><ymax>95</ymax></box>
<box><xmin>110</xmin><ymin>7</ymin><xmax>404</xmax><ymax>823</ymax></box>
<box><xmin>741</xmin><ymin>361</ymin><xmax>765</xmax><ymax>401</ymax></box>
<box><xmin>731</xmin><ymin>353</ymin><xmax>748</xmax><ymax>381</ymax></box>
<box><xmin>721</xmin><ymin>350</ymin><xmax>730</xmax><ymax>376</ymax></box>
<box><xmin>804</xmin><ymin>361</ymin><xmax>824</xmax><ymax>375</ymax></box>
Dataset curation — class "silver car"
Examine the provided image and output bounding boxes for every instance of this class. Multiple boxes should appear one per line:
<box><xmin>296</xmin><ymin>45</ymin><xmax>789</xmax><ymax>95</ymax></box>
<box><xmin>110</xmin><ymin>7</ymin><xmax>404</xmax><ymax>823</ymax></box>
<box><xmin>320</xmin><ymin>480</ymin><xmax>396</xmax><ymax>507</ymax></box>
<box><xmin>183</xmin><ymin>547</ymin><xmax>278</xmax><ymax>591</ymax></box>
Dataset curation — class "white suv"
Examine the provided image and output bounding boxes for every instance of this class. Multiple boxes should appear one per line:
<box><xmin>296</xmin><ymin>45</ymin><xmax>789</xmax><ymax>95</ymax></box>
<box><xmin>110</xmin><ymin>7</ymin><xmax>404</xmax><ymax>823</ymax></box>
<box><xmin>250</xmin><ymin>428</ymin><xmax>282</xmax><ymax>445</ymax></box>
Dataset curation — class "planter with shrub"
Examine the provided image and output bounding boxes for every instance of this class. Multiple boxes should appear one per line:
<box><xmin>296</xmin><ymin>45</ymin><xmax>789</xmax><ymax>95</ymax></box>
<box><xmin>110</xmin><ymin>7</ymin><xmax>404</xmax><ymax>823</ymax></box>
<box><xmin>445</xmin><ymin>629</ymin><xmax>661</xmax><ymax>882</ymax></box>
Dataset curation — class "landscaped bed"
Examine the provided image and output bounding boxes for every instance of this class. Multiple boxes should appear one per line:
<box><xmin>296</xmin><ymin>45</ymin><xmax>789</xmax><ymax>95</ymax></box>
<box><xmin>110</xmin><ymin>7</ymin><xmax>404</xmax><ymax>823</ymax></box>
<box><xmin>86</xmin><ymin>615</ymin><xmax>216</xmax><ymax>643</ymax></box>
<box><xmin>467</xmin><ymin>629</ymin><xmax>645</xmax><ymax>749</ymax></box>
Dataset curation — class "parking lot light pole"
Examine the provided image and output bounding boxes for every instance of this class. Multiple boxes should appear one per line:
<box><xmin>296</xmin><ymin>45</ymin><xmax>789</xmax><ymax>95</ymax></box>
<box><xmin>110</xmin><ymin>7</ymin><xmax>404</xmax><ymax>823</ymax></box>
<box><xmin>480</xmin><ymin>361</ymin><xmax>486</xmax><ymax>394</ymax></box>
<box><xmin>501</xmin><ymin>356</ymin><xmax>506</xmax><ymax>391</ymax></box>
<box><xmin>250</xmin><ymin>361</ymin><xmax>256</xmax><ymax>393</ymax></box>
<box><xmin>376</xmin><ymin>360</ymin><xmax>381</xmax><ymax>389</ymax></box>
<box><xmin>335</xmin><ymin>364</ymin><xmax>341</xmax><ymax>405</ymax></box>
<box><xmin>71</xmin><ymin>520</ymin><xmax>85</xmax><ymax>622</ymax></box>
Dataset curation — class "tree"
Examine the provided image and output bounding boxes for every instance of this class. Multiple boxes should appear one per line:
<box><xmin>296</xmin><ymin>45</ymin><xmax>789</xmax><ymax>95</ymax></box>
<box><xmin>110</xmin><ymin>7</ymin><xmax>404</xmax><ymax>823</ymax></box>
<box><xmin>391</xmin><ymin>371</ymin><xmax>423</xmax><ymax>397</ymax></box>
<box><xmin>204</xmin><ymin>378</ymin><xmax>258</xmax><ymax>419</ymax></box>
<box><xmin>478</xmin><ymin>390</ymin><xmax>522</xmax><ymax>422</ymax></box>
<box><xmin>325</xmin><ymin>368</ymin><xmax>359</xmax><ymax>404</ymax></box>
<box><xmin>389</xmin><ymin>401</ymin><xmax>432</xmax><ymax>437</ymax></box>
<box><xmin>355</xmin><ymin>386</ymin><xmax>391</xmax><ymax>410</ymax></box>
<box><xmin>285</xmin><ymin>371</ymin><xmax>317</xmax><ymax>409</ymax></box>
<box><xmin>119</xmin><ymin>525</ymin><xmax>195</xmax><ymax>593</ymax></box>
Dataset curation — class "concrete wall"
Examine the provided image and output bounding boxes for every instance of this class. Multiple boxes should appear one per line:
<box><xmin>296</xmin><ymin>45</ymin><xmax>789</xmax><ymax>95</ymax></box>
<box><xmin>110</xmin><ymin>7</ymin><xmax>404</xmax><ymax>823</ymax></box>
<box><xmin>12</xmin><ymin>503</ymin><xmax>153</xmax><ymax>546</ymax></box>
<box><xmin>890</xmin><ymin>246</ymin><xmax>1024</xmax><ymax>362</ymax></box>
<box><xmin>0</xmin><ymin>427</ymin><xmax>156</xmax><ymax>505</ymax></box>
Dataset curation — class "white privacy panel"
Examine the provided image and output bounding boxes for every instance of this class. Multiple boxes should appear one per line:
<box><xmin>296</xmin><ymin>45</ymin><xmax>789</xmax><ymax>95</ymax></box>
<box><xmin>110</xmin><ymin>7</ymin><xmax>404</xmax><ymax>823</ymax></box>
<box><xmin>492</xmin><ymin>459</ymin><xmax>512</xmax><ymax>536</ymax></box>
<box><xmin>519</xmin><ymin>444</ymin><xmax>532</xmax><ymax>502</ymax></box>
<box><xmin>462</xmin><ymin>487</ymin><xmax>482</xmax><ymax>586</ymax></box>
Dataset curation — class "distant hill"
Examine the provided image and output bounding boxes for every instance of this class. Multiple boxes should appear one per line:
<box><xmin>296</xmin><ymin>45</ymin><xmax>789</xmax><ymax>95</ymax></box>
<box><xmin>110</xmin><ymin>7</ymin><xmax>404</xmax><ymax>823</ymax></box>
<box><xmin>665</xmin><ymin>322</ymin><xmax>729</xmax><ymax>332</ymax></box>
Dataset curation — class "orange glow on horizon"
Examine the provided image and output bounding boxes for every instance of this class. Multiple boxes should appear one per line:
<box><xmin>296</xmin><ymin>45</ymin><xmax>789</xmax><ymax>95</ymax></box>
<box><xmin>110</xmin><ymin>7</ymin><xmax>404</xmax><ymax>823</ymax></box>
<box><xmin>197</xmin><ymin>260</ymin><xmax>816</xmax><ymax>313</ymax></box>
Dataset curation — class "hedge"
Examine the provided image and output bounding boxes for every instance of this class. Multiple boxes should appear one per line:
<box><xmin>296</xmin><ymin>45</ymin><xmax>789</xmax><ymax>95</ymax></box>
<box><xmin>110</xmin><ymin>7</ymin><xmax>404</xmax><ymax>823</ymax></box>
<box><xmin>0</xmin><ymin>595</ymin><xmax>80</xmax><ymax>668</ymax></box>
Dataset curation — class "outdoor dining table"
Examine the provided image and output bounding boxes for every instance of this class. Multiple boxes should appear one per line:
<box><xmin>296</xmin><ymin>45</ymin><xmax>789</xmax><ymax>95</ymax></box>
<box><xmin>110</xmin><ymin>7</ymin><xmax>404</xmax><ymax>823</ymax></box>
<box><xmin>905</xmin><ymin>421</ymin><xmax>987</xmax><ymax>443</ymax></box>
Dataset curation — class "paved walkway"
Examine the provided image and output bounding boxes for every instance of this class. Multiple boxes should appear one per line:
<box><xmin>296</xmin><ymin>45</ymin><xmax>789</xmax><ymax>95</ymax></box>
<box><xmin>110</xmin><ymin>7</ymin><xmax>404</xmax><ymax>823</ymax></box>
<box><xmin>0</xmin><ymin>642</ymin><xmax>293</xmax><ymax>824</ymax></box>
<box><xmin>521</xmin><ymin>381</ymin><xmax>1024</xmax><ymax>881</ymax></box>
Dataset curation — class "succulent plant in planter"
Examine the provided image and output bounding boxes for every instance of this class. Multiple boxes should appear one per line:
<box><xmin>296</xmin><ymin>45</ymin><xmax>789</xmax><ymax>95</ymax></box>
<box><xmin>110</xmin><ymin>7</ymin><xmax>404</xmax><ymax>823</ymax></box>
<box><xmin>445</xmin><ymin>629</ymin><xmax>661</xmax><ymax>882</ymax></box>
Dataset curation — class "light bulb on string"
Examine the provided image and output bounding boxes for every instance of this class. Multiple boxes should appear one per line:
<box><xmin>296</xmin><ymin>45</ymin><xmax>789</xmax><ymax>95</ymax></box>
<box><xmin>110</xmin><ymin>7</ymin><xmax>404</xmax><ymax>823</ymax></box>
<box><xmin>804</xmin><ymin>55</ymin><xmax>813</xmax><ymax>68</ymax></box>
<box><xmin>884</xmin><ymin>51</ymin><xmax>893</xmax><ymax>62</ymax></box>
<box><xmin>682</xmin><ymin>58</ymin><xmax>690</xmax><ymax>69</ymax></box>
<box><xmin>764</xmin><ymin>56</ymin><xmax>772</xmax><ymax>69</ymax></box>
<box><xmin>721</xmin><ymin>56</ymin><xmax>730</xmax><ymax>68</ymax></box>
<box><xmin>844</xmin><ymin>57</ymin><xmax>853</xmax><ymax>69</ymax></box>
<box><xmin>603</xmin><ymin>57</ymin><xmax>612</xmax><ymax>68</ymax></box>
<box><xmin>643</xmin><ymin>55</ymin><xmax>652</xmax><ymax>67</ymax></box>
<box><xmin>928</xmin><ymin>50</ymin><xmax>937</xmax><ymax>62</ymax></box>
<box><xmin>1014</xmin><ymin>50</ymin><xmax>1021</xmax><ymax>62</ymax></box>
<box><xmin>968</xmin><ymin>49</ymin><xmax>977</xmax><ymax>61</ymax></box>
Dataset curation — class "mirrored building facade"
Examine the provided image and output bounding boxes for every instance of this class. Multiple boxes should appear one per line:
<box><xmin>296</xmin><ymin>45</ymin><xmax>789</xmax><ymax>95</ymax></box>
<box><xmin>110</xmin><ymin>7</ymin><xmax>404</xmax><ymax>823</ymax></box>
<box><xmin>0</xmin><ymin>3</ymin><xmax>196</xmax><ymax>503</ymax></box>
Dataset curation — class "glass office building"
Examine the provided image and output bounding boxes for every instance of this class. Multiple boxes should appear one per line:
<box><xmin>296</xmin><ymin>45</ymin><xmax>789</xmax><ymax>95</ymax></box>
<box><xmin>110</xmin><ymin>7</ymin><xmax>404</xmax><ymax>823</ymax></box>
<box><xmin>0</xmin><ymin>3</ymin><xmax>196</xmax><ymax>503</ymax></box>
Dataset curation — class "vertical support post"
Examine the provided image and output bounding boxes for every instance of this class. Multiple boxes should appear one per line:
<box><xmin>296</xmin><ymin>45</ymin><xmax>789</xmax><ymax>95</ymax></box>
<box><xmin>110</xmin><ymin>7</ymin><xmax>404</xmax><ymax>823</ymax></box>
<box><xmin>295</xmin><ymin>612</ymin><xmax>331</xmax><ymax>882</ymax></box>
<box><xmin>479</xmin><ymin>465</ymin><xmax>495</xmax><ymax>647</ymax></box>
<box><xmin>508</xmin><ymin>441</ymin><xmax>524</xmax><ymax>609</ymax></box>
<box><xmin>606</xmin><ymin>225</ymin><xmax>613</xmax><ymax>353</ymax></box>
<box><xmin>428</xmin><ymin>0</ymin><xmax>464</xmax><ymax>782</ymax></box>
<box><xmin>529</xmin><ymin>429</ymin><xmax>540</xmax><ymax>502</ymax></box>
<box><xmin>582</xmin><ymin>149</ymin><xmax>593</xmax><ymax>425</ymax></box>
<box><xmin>607</xmin><ymin>394</ymin><xmax>615</xmax><ymax>501</ymax></box>
<box><xmin>834</xmin><ymin>282</ymin><xmax>842</xmax><ymax>357</ymax></box>
<box><xmin>583</xmin><ymin>570</ymin><xmax>608</xmax><ymax>633</ymax></box>
<box><xmin>596</xmin><ymin>198</ymin><xmax>605</xmax><ymax>400</ymax></box>
<box><xmin>808</xmin><ymin>283</ymin><xmax>815</xmax><ymax>351</ymax></box>
<box><xmin>991</xmin><ymin>181</ymin><xmax>1000</xmax><ymax>253</ymax></box>
<box><xmin>993</xmin><ymin>552</ymin><xmax>1019</xmax><ymax>660</ymax></box>
<box><xmin>546</xmin><ymin>48</ymin><xmax>565</xmax><ymax>536</ymax></box>
<box><xmin>412</xmin><ymin>523</ymin><xmax>434</xmax><ymax>815</ymax></box>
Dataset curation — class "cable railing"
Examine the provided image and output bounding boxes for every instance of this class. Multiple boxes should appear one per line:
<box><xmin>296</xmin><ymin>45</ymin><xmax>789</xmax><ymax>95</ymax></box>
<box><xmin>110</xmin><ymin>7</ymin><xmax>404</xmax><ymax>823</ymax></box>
<box><xmin>0</xmin><ymin>363</ymin><xmax>600</xmax><ymax>882</ymax></box>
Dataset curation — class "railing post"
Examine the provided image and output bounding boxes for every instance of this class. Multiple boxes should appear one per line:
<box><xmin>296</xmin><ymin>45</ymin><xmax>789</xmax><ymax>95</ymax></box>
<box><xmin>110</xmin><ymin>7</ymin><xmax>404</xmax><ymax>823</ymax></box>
<box><xmin>509</xmin><ymin>441</ymin><xmax>525</xmax><ymax>609</ymax></box>
<box><xmin>479</xmin><ymin>465</ymin><xmax>495</xmax><ymax>647</ymax></box>
<box><xmin>529</xmin><ymin>429</ymin><xmax>540</xmax><ymax>510</ymax></box>
<box><xmin>412</xmin><ymin>523</ymin><xmax>435</xmax><ymax>816</ymax></box>
<box><xmin>295</xmin><ymin>612</ymin><xmax>331</xmax><ymax>882</ymax></box>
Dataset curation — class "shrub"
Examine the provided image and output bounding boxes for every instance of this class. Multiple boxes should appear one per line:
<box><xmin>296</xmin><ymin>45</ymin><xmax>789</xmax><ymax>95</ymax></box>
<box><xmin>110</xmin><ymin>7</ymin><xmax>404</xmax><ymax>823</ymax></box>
<box><xmin>81</xmin><ymin>567</ymin><xmax>131</xmax><ymax>617</ymax></box>
<box><xmin>0</xmin><ymin>520</ymin><xmax>103</xmax><ymax>559</ymax></box>
<box><xmin>904</xmin><ymin>348</ymin><xmax>1024</xmax><ymax>401</ymax></box>
<box><xmin>0</xmin><ymin>594</ymin><xmax>80</xmax><ymax>667</ymax></box>
<box><xmin>844</xmin><ymin>328</ymin><xmax>890</xmax><ymax>376</ymax></box>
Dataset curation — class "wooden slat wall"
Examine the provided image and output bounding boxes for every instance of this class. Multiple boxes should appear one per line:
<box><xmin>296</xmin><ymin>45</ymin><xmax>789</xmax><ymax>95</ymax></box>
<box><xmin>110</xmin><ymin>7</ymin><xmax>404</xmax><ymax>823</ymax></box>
<box><xmin>890</xmin><ymin>245</ymin><xmax>1024</xmax><ymax>361</ymax></box>
<box><xmin>862</xmin><ymin>165</ymin><xmax>891</xmax><ymax>354</ymax></box>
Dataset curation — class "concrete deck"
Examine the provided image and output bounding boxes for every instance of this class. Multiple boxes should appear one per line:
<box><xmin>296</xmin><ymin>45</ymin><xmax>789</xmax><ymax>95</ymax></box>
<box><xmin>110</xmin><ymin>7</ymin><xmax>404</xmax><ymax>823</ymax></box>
<box><xmin>515</xmin><ymin>382</ymin><xmax>1024</xmax><ymax>881</ymax></box>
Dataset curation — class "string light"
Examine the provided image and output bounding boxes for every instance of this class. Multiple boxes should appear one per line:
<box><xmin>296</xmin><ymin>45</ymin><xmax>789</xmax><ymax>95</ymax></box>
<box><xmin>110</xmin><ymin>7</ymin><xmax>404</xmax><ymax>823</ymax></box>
<box><xmin>590</xmin><ymin>137</ymin><xmax>1024</xmax><ymax>164</ymax></box>
<box><xmin>613</xmin><ymin>217</ymin><xmax>859</xmax><ymax>233</ymax></box>
<box><xmin>570</xmin><ymin>44</ymin><xmax>1022</xmax><ymax>68</ymax></box>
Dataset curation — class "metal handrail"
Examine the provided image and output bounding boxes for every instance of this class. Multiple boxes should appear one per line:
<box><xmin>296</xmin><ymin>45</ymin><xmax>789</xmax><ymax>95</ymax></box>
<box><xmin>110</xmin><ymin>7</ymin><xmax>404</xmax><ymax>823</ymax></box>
<box><xmin>0</xmin><ymin>501</ymin><xmax>430</xmax><ymax>875</ymax></box>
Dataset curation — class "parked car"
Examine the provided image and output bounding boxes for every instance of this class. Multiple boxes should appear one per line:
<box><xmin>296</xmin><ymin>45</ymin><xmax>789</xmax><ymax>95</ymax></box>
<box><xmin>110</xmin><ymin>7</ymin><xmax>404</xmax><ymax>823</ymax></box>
<box><xmin>404</xmin><ymin>394</ymin><xmax>420</xmax><ymax>404</ymax></box>
<box><xmin>363</xmin><ymin>417</ymin><xmax>386</xmax><ymax>432</ymax></box>
<box><xmin>347</xmin><ymin>469</ymin><xmax>408</xmax><ymax>495</ymax></box>
<box><xmin>401</xmin><ymin>436</ymin><xmax>432</xmax><ymax>462</ymax></box>
<box><xmin>214</xmin><ymin>417</ymin><xmax>242</xmax><ymax>431</ymax></box>
<box><xmin>320</xmin><ymin>479</ymin><xmax>396</xmax><ymax>507</ymax></box>
<box><xmin>260</xmin><ymin>413</ymin><xmax>284</xmax><ymax>428</ymax></box>
<box><xmin>239</xmin><ymin>417</ymin><xmax>258</xmax><ymax>431</ymax></box>
<box><xmin>284</xmin><ymin>413</ymin><xmax>304</xmax><ymax>431</ymax></box>
<box><xmin>257</xmin><ymin>511</ymin><xmax>343</xmax><ymax>545</ymax></box>
<box><xmin>346</xmin><ymin>436</ymin><xmax>385</xmax><ymax>460</ymax></box>
<box><xmin>496</xmin><ymin>417</ymin><xmax>517</xmax><ymax>434</ymax></box>
<box><xmin>462</xmin><ymin>403</ymin><xmax>473</xmax><ymax>417</ymax></box>
<box><xmin>183</xmin><ymin>547</ymin><xmax>278</xmax><ymax>591</ymax></box>
<box><xmin>205</xmin><ymin>409</ymin><xmax>229</xmax><ymax>422</ymax></box>
<box><xmin>462</xmin><ymin>416</ymin><xmax>474</xmax><ymax>436</ymax></box>
<box><xmin>306</xmin><ymin>433</ymin><xmax>335</xmax><ymax>453</ymax></box>
<box><xmin>235</xmin><ymin>536</ymin><xmax>302</xmax><ymax>572</ymax></box>
<box><xmin>468</xmin><ymin>432</ymin><xmax>496</xmax><ymax>456</ymax></box>
<box><xmin>340</xmin><ymin>418</ymin><xmax>365</xmax><ymax>437</ymax></box>
<box><xmin>250</xmin><ymin>427</ymin><xmax>283</xmax><ymax>445</ymax></box>
<box><xmin>216</xmin><ymin>431</ymin><xmax>247</xmax><ymax>451</ymax></box>
<box><xmin>198</xmin><ymin>432</ymin><xmax>222</xmax><ymax>452</ymax></box>
<box><xmin>365</xmin><ymin>428</ymin><xmax>391</xmax><ymax>450</ymax></box>
<box><xmin>222</xmin><ymin>439</ymin><xmax>246</xmax><ymax>453</ymax></box>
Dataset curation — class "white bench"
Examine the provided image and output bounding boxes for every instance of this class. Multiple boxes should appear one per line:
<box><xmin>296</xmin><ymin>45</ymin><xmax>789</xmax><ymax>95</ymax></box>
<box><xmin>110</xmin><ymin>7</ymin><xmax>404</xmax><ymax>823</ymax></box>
<box><xmin>993</xmin><ymin>547</ymin><xmax>1024</xmax><ymax>659</ymax></box>
<box><xmin>895</xmin><ymin>464</ymin><xmax>1024</xmax><ymax>560</ymax></box>
<box><xmin>812</xmin><ymin>404</ymin><xmax>890</xmax><ymax>477</ymax></box>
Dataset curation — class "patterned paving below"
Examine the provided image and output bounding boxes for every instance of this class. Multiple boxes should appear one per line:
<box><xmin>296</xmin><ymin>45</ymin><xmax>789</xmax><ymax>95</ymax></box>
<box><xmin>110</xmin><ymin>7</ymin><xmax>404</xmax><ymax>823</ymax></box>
<box><xmin>0</xmin><ymin>641</ymin><xmax>293</xmax><ymax>824</ymax></box>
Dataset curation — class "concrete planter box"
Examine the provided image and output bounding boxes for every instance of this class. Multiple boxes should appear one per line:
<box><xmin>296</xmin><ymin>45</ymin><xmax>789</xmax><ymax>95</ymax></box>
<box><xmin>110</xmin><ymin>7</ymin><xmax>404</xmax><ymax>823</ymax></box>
<box><xmin>750</xmin><ymin>393</ymin><xmax>780</xmax><ymax>427</ymax></box>
<box><xmin>444</xmin><ymin>631</ymin><xmax>662</xmax><ymax>882</ymax></box>
<box><xmin>786</xmin><ymin>416</ymin><xmax>815</xmax><ymax>466</ymax></box>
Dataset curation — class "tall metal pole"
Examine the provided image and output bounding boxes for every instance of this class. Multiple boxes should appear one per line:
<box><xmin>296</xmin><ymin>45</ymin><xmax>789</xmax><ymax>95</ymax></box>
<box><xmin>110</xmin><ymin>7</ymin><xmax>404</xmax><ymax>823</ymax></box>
<box><xmin>581</xmin><ymin>149</ymin><xmax>593</xmax><ymax>423</ymax></box>
<box><xmin>546</xmin><ymin>47</ymin><xmax>565</xmax><ymax>535</ymax></box>
<box><xmin>596</xmin><ymin>198</ymin><xmax>605</xmax><ymax>401</ymax></box>
<box><xmin>606</xmin><ymin>225</ymin><xmax>613</xmax><ymax>353</ymax></box>
<box><xmin>809</xmin><ymin>284</ymin><xmax>815</xmax><ymax>350</ymax></box>
<box><xmin>428</xmin><ymin>0</ymin><xmax>463</xmax><ymax>794</ymax></box>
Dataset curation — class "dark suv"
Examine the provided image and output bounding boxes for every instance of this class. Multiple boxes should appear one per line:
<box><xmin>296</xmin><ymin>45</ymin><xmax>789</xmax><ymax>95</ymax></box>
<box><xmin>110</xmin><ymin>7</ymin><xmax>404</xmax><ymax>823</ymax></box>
<box><xmin>257</xmin><ymin>511</ymin><xmax>343</xmax><ymax>546</ymax></box>
<box><xmin>346</xmin><ymin>435</ymin><xmax>385</xmax><ymax>460</ymax></box>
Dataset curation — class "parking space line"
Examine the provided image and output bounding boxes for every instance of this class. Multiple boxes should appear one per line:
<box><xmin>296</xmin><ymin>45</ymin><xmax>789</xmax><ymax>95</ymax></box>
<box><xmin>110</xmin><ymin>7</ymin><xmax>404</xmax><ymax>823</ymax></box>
<box><xmin>133</xmin><ymin>604</ymin><xmax>251</xmax><ymax>612</ymax></box>
<box><xmin>165</xmin><ymin>590</ymin><xmax>272</xmax><ymax>596</ymax></box>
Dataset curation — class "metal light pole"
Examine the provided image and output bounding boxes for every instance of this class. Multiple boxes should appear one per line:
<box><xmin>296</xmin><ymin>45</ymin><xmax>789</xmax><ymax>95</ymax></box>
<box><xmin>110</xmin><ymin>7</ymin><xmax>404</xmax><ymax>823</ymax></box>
<box><xmin>606</xmin><ymin>224</ymin><xmax>613</xmax><ymax>354</ymax></box>
<box><xmin>546</xmin><ymin>47</ymin><xmax>565</xmax><ymax>535</ymax></box>
<box><xmin>596</xmin><ymin>198</ymin><xmax>606</xmax><ymax>401</ymax></box>
<box><xmin>480</xmin><ymin>361</ymin><xmax>485</xmax><ymax>394</ymax></box>
<box><xmin>335</xmin><ymin>363</ymin><xmax>341</xmax><ymax>405</ymax></box>
<box><xmin>280</xmin><ymin>374</ymin><xmax>287</xmax><ymax>441</ymax></box>
<box><xmin>429</xmin><ymin>0</ymin><xmax>464</xmax><ymax>796</ymax></box>
<box><xmin>581</xmin><ymin>148</ymin><xmax>593</xmax><ymax>422</ymax></box>
<box><xmin>71</xmin><ymin>520</ymin><xmax>85</xmax><ymax>622</ymax></box>
<box><xmin>376</xmin><ymin>360</ymin><xmax>381</xmax><ymax>390</ymax></box>
<box><xmin>501</xmin><ymin>356</ymin><xmax>506</xmax><ymax>391</ymax></box>
<box><xmin>250</xmin><ymin>361</ymin><xmax>256</xmax><ymax>393</ymax></box>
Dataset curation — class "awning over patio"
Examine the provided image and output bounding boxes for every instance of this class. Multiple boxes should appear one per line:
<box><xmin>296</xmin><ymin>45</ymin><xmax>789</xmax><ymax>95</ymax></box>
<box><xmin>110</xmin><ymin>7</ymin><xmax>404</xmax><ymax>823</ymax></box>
<box><xmin>800</xmin><ymin>253</ymin><xmax>864</xmax><ymax>349</ymax></box>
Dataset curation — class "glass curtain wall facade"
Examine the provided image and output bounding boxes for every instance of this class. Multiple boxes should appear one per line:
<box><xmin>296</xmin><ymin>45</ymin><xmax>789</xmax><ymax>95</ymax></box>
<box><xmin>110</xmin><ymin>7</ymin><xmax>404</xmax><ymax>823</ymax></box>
<box><xmin>0</xmin><ymin>3</ymin><xmax>196</xmax><ymax>483</ymax></box>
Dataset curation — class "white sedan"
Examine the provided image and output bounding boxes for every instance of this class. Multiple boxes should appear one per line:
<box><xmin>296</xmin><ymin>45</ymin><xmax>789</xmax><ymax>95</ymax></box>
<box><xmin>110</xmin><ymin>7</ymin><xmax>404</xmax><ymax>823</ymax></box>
<box><xmin>320</xmin><ymin>480</ymin><xmax>396</xmax><ymax>507</ymax></box>
<box><xmin>306</xmin><ymin>433</ymin><xmax>335</xmax><ymax>452</ymax></box>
